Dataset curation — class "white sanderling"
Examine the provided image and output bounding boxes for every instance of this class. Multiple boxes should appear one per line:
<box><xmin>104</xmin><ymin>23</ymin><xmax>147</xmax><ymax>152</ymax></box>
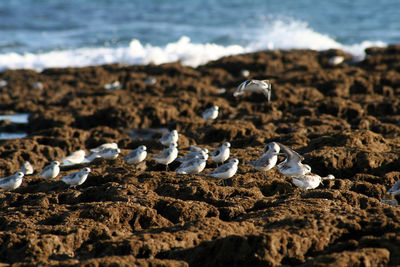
<box><xmin>33</xmin><ymin>82</ymin><xmax>44</xmax><ymax>90</ymax></box>
<box><xmin>291</xmin><ymin>174</ymin><xmax>335</xmax><ymax>190</ymax></box>
<box><xmin>190</xmin><ymin>145</ymin><xmax>206</xmax><ymax>153</ymax></box>
<box><xmin>40</xmin><ymin>161</ymin><xmax>61</xmax><ymax>180</ymax></box>
<box><xmin>276</xmin><ymin>143</ymin><xmax>311</xmax><ymax>176</ymax></box>
<box><xmin>240</xmin><ymin>69</ymin><xmax>250</xmax><ymax>77</ymax></box>
<box><xmin>104</xmin><ymin>81</ymin><xmax>122</xmax><ymax>90</ymax></box>
<box><xmin>329</xmin><ymin>56</ymin><xmax>345</xmax><ymax>65</ymax></box>
<box><xmin>387</xmin><ymin>180</ymin><xmax>400</xmax><ymax>196</ymax></box>
<box><xmin>20</xmin><ymin>161</ymin><xmax>34</xmax><ymax>175</ymax></box>
<box><xmin>0</xmin><ymin>172</ymin><xmax>24</xmax><ymax>191</ymax></box>
<box><xmin>202</xmin><ymin>106</ymin><xmax>219</xmax><ymax>120</ymax></box>
<box><xmin>234</xmin><ymin>79</ymin><xmax>272</xmax><ymax>102</ymax></box>
<box><xmin>207</xmin><ymin>158</ymin><xmax>239</xmax><ymax>186</ymax></box>
<box><xmin>90</xmin><ymin>143</ymin><xmax>118</xmax><ymax>153</ymax></box>
<box><xmin>178</xmin><ymin>147</ymin><xmax>208</xmax><ymax>163</ymax></box>
<box><xmin>159</xmin><ymin>130</ymin><xmax>179</xmax><ymax>146</ymax></box>
<box><xmin>61</xmin><ymin>167</ymin><xmax>91</xmax><ymax>188</ymax></box>
<box><xmin>144</xmin><ymin>77</ymin><xmax>157</xmax><ymax>85</ymax></box>
<box><xmin>123</xmin><ymin>145</ymin><xmax>147</xmax><ymax>166</ymax></box>
<box><xmin>211</xmin><ymin>142</ymin><xmax>230</xmax><ymax>166</ymax></box>
<box><xmin>151</xmin><ymin>143</ymin><xmax>178</xmax><ymax>170</ymax></box>
<box><xmin>247</xmin><ymin>142</ymin><xmax>280</xmax><ymax>177</ymax></box>
<box><xmin>97</xmin><ymin>148</ymin><xmax>121</xmax><ymax>160</ymax></box>
<box><xmin>86</xmin><ymin>143</ymin><xmax>119</xmax><ymax>162</ymax></box>
<box><xmin>62</xmin><ymin>150</ymin><xmax>86</xmax><ymax>166</ymax></box>
<box><xmin>176</xmin><ymin>154</ymin><xmax>207</xmax><ymax>174</ymax></box>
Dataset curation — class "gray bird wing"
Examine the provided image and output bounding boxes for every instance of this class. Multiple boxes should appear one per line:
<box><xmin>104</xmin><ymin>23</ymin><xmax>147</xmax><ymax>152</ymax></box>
<box><xmin>159</xmin><ymin>133</ymin><xmax>170</xmax><ymax>142</ymax></box>
<box><xmin>277</xmin><ymin>143</ymin><xmax>304</xmax><ymax>162</ymax></box>
<box><xmin>262</xmin><ymin>87</ymin><xmax>271</xmax><ymax>102</ymax></box>
<box><xmin>0</xmin><ymin>176</ymin><xmax>14</xmax><ymax>185</ymax></box>
<box><xmin>41</xmin><ymin>164</ymin><xmax>52</xmax><ymax>173</ymax></box>
<box><xmin>211</xmin><ymin>147</ymin><xmax>221</xmax><ymax>157</ymax></box>
<box><xmin>234</xmin><ymin>80</ymin><xmax>251</xmax><ymax>95</ymax></box>
<box><xmin>388</xmin><ymin>180</ymin><xmax>400</xmax><ymax>194</ymax></box>
<box><xmin>209</xmin><ymin>162</ymin><xmax>233</xmax><ymax>174</ymax></box>
<box><xmin>153</xmin><ymin>147</ymin><xmax>172</xmax><ymax>159</ymax></box>
<box><xmin>124</xmin><ymin>148</ymin><xmax>139</xmax><ymax>160</ymax></box>
<box><xmin>63</xmin><ymin>172</ymin><xmax>79</xmax><ymax>181</ymax></box>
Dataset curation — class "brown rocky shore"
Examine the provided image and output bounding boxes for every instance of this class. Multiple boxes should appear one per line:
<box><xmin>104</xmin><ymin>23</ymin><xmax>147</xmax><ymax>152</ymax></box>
<box><xmin>0</xmin><ymin>46</ymin><xmax>400</xmax><ymax>266</ymax></box>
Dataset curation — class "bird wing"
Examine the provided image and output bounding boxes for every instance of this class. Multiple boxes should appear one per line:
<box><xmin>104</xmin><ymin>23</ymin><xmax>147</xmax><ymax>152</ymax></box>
<box><xmin>234</xmin><ymin>80</ymin><xmax>251</xmax><ymax>96</ymax></box>
<box><xmin>124</xmin><ymin>148</ymin><xmax>139</xmax><ymax>159</ymax></box>
<box><xmin>277</xmin><ymin>143</ymin><xmax>304</xmax><ymax>163</ymax></box>
<box><xmin>262</xmin><ymin>87</ymin><xmax>271</xmax><ymax>102</ymax></box>
<box><xmin>0</xmin><ymin>176</ymin><xmax>13</xmax><ymax>185</ymax></box>
<box><xmin>41</xmin><ymin>164</ymin><xmax>52</xmax><ymax>174</ymax></box>
<box><xmin>153</xmin><ymin>148</ymin><xmax>172</xmax><ymax>159</ymax></box>
<box><xmin>209</xmin><ymin>162</ymin><xmax>233</xmax><ymax>174</ymax></box>
<box><xmin>211</xmin><ymin>147</ymin><xmax>221</xmax><ymax>157</ymax></box>
<box><xmin>388</xmin><ymin>180</ymin><xmax>400</xmax><ymax>194</ymax></box>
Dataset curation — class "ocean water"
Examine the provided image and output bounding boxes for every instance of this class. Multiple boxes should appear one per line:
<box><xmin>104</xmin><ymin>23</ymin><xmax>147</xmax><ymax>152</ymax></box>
<box><xmin>0</xmin><ymin>0</ymin><xmax>398</xmax><ymax>70</ymax></box>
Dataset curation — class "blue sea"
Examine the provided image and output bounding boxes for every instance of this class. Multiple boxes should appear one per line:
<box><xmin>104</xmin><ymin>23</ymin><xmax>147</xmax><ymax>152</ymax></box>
<box><xmin>0</xmin><ymin>0</ymin><xmax>398</xmax><ymax>70</ymax></box>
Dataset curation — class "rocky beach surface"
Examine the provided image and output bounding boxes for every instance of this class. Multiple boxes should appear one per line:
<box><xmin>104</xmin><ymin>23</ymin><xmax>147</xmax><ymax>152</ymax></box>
<box><xmin>0</xmin><ymin>46</ymin><xmax>400</xmax><ymax>266</ymax></box>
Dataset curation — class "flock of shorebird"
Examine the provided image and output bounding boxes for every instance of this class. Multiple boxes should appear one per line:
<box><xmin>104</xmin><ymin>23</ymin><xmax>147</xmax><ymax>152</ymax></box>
<box><xmin>1</xmin><ymin>79</ymin><xmax>399</xmax><ymax>201</ymax></box>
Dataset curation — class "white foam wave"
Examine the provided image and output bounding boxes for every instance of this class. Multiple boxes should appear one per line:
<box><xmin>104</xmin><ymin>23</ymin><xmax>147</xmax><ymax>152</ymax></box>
<box><xmin>0</xmin><ymin>20</ymin><xmax>387</xmax><ymax>71</ymax></box>
<box><xmin>249</xmin><ymin>20</ymin><xmax>386</xmax><ymax>58</ymax></box>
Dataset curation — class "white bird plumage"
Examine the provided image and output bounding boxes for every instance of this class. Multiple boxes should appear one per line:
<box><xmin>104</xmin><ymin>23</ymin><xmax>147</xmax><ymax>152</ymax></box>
<box><xmin>20</xmin><ymin>161</ymin><xmax>34</xmax><ymax>175</ymax></box>
<box><xmin>276</xmin><ymin>143</ymin><xmax>311</xmax><ymax>176</ymax></box>
<box><xmin>97</xmin><ymin>148</ymin><xmax>121</xmax><ymax>160</ymax></box>
<box><xmin>62</xmin><ymin>150</ymin><xmax>86</xmax><ymax>166</ymax></box>
<box><xmin>0</xmin><ymin>172</ymin><xmax>24</xmax><ymax>191</ymax></box>
<box><xmin>90</xmin><ymin>143</ymin><xmax>118</xmax><ymax>153</ymax></box>
<box><xmin>159</xmin><ymin>130</ymin><xmax>178</xmax><ymax>146</ymax></box>
<box><xmin>151</xmin><ymin>143</ymin><xmax>178</xmax><ymax>170</ymax></box>
<box><xmin>61</xmin><ymin>167</ymin><xmax>91</xmax><ymax>188</ymax></box>
<box><xmin>176</xmin><ymin>154</ymin><xmax>207</xmax><ymax>174</ymax></box>
<box><xmin>178</xmin><ymin>147</ymin><xmax>208</xmax><ymax>163</ymax></box>
<box><xmin>207</xmin><ymin>158</ymin><xmax>239</xmax><ymax>185</ymax></box>
<box><xmin>123</xmin><ymin>145</ymin><xmax>147</xmax><ymax>166</ymax></box>
<box><xmin>248</xmin><ymin>142</ymin><xmax>280</xmax><ymax>176</ymax></box>
<box><xmin>211</xmin><ymin>142</ymin><xmax>231</xmax><ymax>166</ymax></box>
<box><xmin>291</xmin><ymin>174</ymin><xmax>335</xmax><ymax>190</ymax></box>
<box><xmin>40</xmin><ymin>161</ymin><xmax>61</xmax><ymax>180</ymax></box>
<box><xmin>234</xmin><ymin>79</ymin><xmax>272</xmax><ymax>102</ymax></box>
<box><xmin>202</xmin><ymin>106</ymin><xmax>219</xmax><ymax>120</ymax></box>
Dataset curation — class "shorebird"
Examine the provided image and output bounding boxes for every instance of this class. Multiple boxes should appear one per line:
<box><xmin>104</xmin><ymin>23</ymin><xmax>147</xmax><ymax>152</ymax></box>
<box><xmin>202</xmin><ymin>106</ymin><xmax>219</xmax><ymax>120</ymax></box>
<box><xmin>291</xmin><ymin>174</ymin><xmax>335</xmax><ymax>190</ymax></box>
<box><xmin>61</xmin><ymin>167</ymin><xmax>91</xmax><ymax>188</ymax></box>
<box><xmin>151</xmin><ymin>143</ymin><xmax>178</xmax><ymax>171</ymax></box>
<box><xmin>62</xmin><ymin>150</ymin><xmax>86</xmax><ymax>165</ymax></box>
<box><xmin>0</xmin><ymin>172</ymin><xmax>24</xmax><ymax>191</ymax></box>
<box><xmin>176</xmin><ymin>154</ymin><xmax>207</xmax><ymax>174</ymax></box>
<box><xmin>159</xmin><ymin>130</ymin><xmax>178</xmax><ymax>146</ymax></box>
<box><xmin>247</xmin><ymin>142</ymin><xmax>280</xmax><ymax>178</ymax></box>
<box><xmin>276</xmin><ymin>143</ymin><xmax>311</xmax><ymax>176</ymax></box>
<box><xmin>90</xmin><ymin>143</ymin><xmax>118</xmax><ymax>153</ymax></box>
<box><xmin>211</xmin><ymin>142</ymin><xmax>230</xmax><ymax>166</ymax></box>
<box><xmin>178</xmin><ymin>147</ymin><xmax>208</xmax><ymax>163</ymax></box>
<box><xmin>234</xmin><ymin>79</ymin><xmax>272</xmax><ymax>102</ymax></box>
<box><xmin>40</xmin><ymin>161</ymin><xmax>61</xmax><ymax>180</ymax></box>
<box><xmin>97</xmin><ymin>148</ymin><xmax>121</xmax><ymax>160</ymax></box>
<box><xmin>207</xmin><ymin>158</ymin><xmax>239</xmax><ymax>186</ymax></box>
<box><xmin>20</xmin><ymin>161</ymin><xmax>34</xmax><ymax>175</ymax></box>
<box><xmin>123</xmin><ymin>145</ymin><xmax>147</xmax><ymax>166</ymax></box>
<box><xmin>387</xmin><ymin>180</ymin><xmax>400</xmax><ymax>196</ymax></box>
